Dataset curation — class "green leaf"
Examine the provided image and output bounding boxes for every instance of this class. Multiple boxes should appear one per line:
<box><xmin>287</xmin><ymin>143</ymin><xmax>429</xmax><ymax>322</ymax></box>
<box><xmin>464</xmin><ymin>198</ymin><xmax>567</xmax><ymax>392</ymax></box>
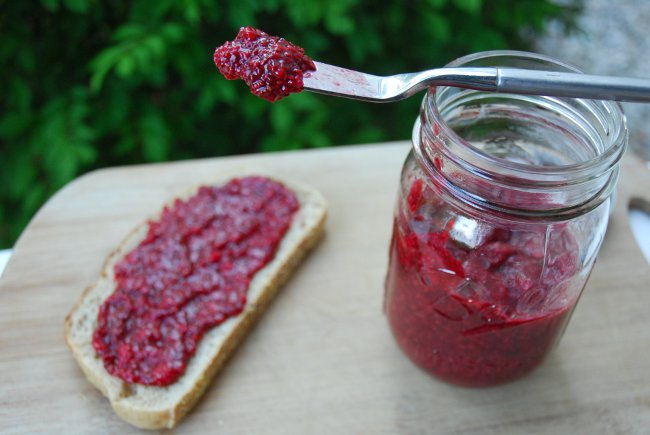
<box><xmin>113</xmin><ymin>24</ymin><xmax>146</xmax><ymax>41</ymax></box>
<box><xmin>143</xmin><ymin>34</ymin><xmax>166</xmax><ymax>57</ymax></box>
<box><xmin>424</xmin><ymin>11</ymin><xmax>452</xmax><ymax>43</ymax></box>
<box><xmin>325</xmin><ymin>14</ymin><xmax>355</xmax><ymax>35</ymax></box>
<box><xmin>259</xmin><ymin>135</ymin><xmax>301</xmax><ymax>152</ymax></box>
<box><xmin>349</xmin><ymin>126</ymin><xmax>386</xmax><ymax>144</ymax></box>
<box><xmin>426</xmin><ymin>0</ymin><xmax>448</xmax><ymax>8</ymax></box>
<box><xmin>136</xmin><ymin>0</ymin><xmax>174</xmax><ymax>21</ymax></box>
<box><xmin>41</xmin><ymin>0</ymin><xmax>59</xmax><ymax>12</ymax></box>
<box><xmin>89</xmin><ymin>46</ymin><xmax>124</xmax><ymax>92</ymax></box>
<box><xmin>197</xmin><ymin>78</ymin><xmax>238</xmax><ymax>115</ymax></box>
<box><xmin>22</xmin><ymin>185</ymin><xmax>47</xmax><ymax>220</ymax></box>
<box><xmin>8</xmin><ymin>79</ymin><xmax>33</xmax><ymax>111</ymax></box>
<box><xmin>139</xmin><ymin>109</ymin><xmax>170</xmax><ymax>162</ymax></box>
<box><xmin>470</xmin><ymin>29</ymin><xmax>507</xmax><ymax>51</ymax></box>
<box><xmin>63</xmin><ymin>0</ymin><xmax>91</xmax><ymax>13</ymax></box>
<box><xmin>345</xmin><ymin>23</ymin><xmax>383</xmax><ymax>62</ymax></box>
<box><xmin>17</xmin><ymin>48</ymin><xmax>36</xmax><ymax>73</ymax></box>
<box><xmin>115</xmin><ymin>55</ymin><xmax>136</xmax><ymax>77</ymax></box>
<box><xmin>286</xmin><ymin>92</ymin><xmax>320</xmax><ymax>110</ymax></box>
<box><xmin>55</xmin><ymin>145</ymin><xmax>78</xmax><ymax>186</ymax></box>
<box><xmin>453</xmin><ymin>0</ymin><xmax>482</xmax><ymax>14</ymax></box>
<box><xmin>31</xmin><ymin>89</ymin><xmax>95</xmax><ymax>191</ymax></box>
<box><xmin>386</xmin><ymin>4</ymin><xmax>405</xmax><ymax>30</ymax></box>
<box><xmin>269</xmin><ymin>102</ymin><xmax>294</xmax><ymax>133</ymax></box>
<box><xmin>308</xmin><ymin>132</ymin><xmax>330</xmax><ymax>148</ymax></box>
<box><xmin>181</xmin><ymin>0</ymin><xmax>201</xmax><ymax>25</ymax></box>
<box><xmin>161</xmin><ymin>23</ymin><xmax>186</xmax><ymax>43</ymax></box>
<box><xmin>287</xmin><ymin>2</ymin><xmax>324</xmax><ymax>27</ymax></box>
<box><xmin>76</xmin><ymin>143</ymin><xmax>98</xmax><ymax>163</ymax></box>
<box><xmin>7</xmin><ymin>152</ymin><xmax>37</xmax><ymax>200</ymax></box>
<box><xmin>114</xmin><ymin>136</ymin><xmax>137</xmax><ymax>157</ymax></box>
<box><xmin>0</xmin><ymin>113</ymin><xmax>32</xmax><ymax>139</ymax></box>
<box><xmin>324</xmin><ymin>1</ymin><xmax>356</xmax><ymax>35</ymax></box>
<box><xmin>240</xmin><ymin>97</ymin><xmax>268</xmax><ymax>120</ymax></box>
<box><xmin>259</xmin><ymin>0</ymin><xmax>281</xmax><ymax>13</ymax></box>
<box><xmin>89</xmin><ymin>22</ymin><xmax>183</xmax><ymax>91</ymax></box>
<box><xmin>227</xmin><ymin>6</ymin><xmax>257</xmax><ymax>29</ymax></box>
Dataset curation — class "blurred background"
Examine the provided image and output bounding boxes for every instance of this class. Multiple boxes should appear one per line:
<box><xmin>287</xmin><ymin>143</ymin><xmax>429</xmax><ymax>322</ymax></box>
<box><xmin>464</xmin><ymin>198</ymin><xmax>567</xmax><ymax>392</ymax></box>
<box><xmin>4</xmin><ymin>0</ymin><xmax>649</xmax><ymax>250</ymax></box>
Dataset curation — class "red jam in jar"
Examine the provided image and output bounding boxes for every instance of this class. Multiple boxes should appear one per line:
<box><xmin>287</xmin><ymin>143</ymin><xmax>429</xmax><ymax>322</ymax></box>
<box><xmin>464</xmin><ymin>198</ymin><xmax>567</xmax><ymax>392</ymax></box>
<box><xmin>386</xmin><ymin>179</ymin><xmax>578</xmax><ymax>386</ymax></box>
<box><xmin>384</xmin><ymin>51</ymin><xmax>627</xmax><ymax>387</ymax></box>
<box><xmin>92</xmin><ymin>177</ymin><xmax>299</xmax><ymax>386</ymax></box>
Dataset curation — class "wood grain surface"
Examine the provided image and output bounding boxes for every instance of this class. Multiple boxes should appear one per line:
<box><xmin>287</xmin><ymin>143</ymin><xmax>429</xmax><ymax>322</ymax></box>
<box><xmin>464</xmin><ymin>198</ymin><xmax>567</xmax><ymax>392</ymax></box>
<box><xmin>1</xmin><ymin>142</ymin><xmax>649</xmax><ymax>434</ymax></box>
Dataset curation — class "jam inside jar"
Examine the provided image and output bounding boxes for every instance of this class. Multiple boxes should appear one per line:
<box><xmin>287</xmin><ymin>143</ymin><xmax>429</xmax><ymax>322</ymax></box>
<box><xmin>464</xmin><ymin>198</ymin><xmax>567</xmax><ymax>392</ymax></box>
<box><xmin>384</xmin><ymin>51</ymin><xmax>627</xmax><ymax>387</ymax></box>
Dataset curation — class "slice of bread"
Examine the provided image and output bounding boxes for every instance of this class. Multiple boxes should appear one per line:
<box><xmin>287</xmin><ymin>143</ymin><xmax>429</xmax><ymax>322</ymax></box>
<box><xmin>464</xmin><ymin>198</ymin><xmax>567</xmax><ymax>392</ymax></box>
<box><xmin>65</xmin><ymin>176</ymin><xmax>327</xmax><ymax>429</ymax></box>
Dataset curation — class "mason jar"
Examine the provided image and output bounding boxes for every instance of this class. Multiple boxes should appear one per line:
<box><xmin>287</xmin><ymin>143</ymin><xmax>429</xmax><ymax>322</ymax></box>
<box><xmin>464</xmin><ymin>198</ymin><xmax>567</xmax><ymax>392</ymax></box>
<box><xmin>384</xmin><ymin>51</ymin><xmax>627</xmax><ymax>387</ymax></box>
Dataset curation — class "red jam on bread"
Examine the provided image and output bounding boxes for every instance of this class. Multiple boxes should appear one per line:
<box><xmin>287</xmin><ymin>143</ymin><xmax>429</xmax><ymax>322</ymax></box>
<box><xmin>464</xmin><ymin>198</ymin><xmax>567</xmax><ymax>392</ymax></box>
<box><xmin>92</xmin><ymin>177</ymin><xmax>299</xmax><ymax>386</ymax></box>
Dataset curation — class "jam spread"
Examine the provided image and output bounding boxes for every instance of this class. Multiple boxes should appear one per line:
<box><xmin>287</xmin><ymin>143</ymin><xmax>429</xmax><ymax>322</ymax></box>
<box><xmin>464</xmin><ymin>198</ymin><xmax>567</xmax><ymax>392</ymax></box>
<box><xmin>92</xmin><ymin>177</ymin><xmax>299</xmax><ymax>386</ymax></box>
<box><xmin>385</xmin><ymin>178</ymin><xmax>579</xmax><ymax>387</ymax></box>
<box><xmin>213</xmin><ymin>26</ymin><xmax>316</xmax><ymax>102</ymax></box>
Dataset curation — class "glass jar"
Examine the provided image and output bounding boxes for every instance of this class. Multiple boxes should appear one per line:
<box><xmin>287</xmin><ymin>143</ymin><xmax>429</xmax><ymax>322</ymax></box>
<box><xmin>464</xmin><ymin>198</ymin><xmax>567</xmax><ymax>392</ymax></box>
<box><xmin>384</xmin><ymin>51</ymin><xmax>627</xmax><ymax>387</ymax></box>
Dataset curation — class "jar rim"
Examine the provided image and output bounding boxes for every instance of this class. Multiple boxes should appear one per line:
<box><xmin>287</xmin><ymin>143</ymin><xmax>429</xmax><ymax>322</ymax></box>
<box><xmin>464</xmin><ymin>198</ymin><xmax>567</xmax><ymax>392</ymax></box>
<box><xmin>424</xmin><ymin>50</ymin><xmax>628</xmax><ymax>187</ymax></box>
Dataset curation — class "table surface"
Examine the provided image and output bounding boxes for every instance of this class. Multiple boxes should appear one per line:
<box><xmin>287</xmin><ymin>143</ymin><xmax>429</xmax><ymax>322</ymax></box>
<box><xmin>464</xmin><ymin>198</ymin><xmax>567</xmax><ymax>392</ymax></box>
<box><xmin>1</xmin><ymin>142</ymin><xmax>649</xmax><ymax>434</ymax></box>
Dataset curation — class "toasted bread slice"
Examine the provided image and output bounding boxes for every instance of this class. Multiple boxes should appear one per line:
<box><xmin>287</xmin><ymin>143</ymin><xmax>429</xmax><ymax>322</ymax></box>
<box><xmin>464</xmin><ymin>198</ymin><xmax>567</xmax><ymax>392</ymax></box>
<box><xmin>65</xmin><ymin>176</ymin><xmax>327</xmax><ymax>429</ymax></box>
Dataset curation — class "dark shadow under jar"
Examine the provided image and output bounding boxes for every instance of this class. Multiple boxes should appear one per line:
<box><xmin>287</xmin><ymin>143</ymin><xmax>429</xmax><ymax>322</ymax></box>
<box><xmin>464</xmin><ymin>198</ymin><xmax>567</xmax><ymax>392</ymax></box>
<box><xmin>384</xmin><ymin>51</ymin><xmax>627</xmax><ymax>387</ymax></box>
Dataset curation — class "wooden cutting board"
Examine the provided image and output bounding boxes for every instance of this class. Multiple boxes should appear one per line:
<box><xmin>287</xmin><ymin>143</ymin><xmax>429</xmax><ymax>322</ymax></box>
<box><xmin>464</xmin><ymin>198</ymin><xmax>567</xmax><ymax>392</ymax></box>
<box><xmin>1</xmin><ymin>142</ymin><xmax>649</xmax><ymax>434</ymax></box>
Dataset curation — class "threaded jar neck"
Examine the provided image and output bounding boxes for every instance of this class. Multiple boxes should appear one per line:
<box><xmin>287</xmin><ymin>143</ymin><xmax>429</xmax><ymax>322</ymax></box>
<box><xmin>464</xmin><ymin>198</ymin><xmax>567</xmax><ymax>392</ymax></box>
<box><xmin>413</xmin><ymin>51</ymin><xmax>627</xmax><ymax>221</ymax></box>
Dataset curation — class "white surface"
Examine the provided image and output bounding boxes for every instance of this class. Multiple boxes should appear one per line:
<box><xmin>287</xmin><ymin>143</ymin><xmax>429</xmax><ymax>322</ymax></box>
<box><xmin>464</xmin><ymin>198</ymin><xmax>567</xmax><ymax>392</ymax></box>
<box><xmin>630</xmin><ymin>208</ymin><xmax>650</xmax><ymax>264</ymax></box>
<box><xmin>0</xmin><ymin>249</ymin><xmax>11</xmax><ymax>278</ymax></box>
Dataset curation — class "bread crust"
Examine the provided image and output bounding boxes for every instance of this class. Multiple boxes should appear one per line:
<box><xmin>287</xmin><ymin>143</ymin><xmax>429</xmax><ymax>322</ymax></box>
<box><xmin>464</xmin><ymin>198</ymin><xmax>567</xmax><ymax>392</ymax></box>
<box><xmin>64</xmin><ymin>176</ymin><xmax>327</xmax><ymax>429</ymax></box>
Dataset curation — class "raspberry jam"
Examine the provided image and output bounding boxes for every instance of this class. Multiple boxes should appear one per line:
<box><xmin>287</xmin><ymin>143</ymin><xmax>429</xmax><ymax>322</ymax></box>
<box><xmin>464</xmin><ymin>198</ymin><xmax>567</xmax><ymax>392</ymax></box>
<box><xmin>385</xmin><ymin>179</ymin><xmax>578</xmax><ymax>387</ymax></box>
<box><xmin>213</xmin><ymin>26</ymin><xmax>316</xmax><ymax>102</ymax></box>
<box><xmin>92</xmin><ymin>177</ymin><xmax>299</xmax><ymax>386</ymax></box>
<box><xmin>384</xmin><ymin>51</ymin><xmax>626</xmax><ymax>387</ymax></box>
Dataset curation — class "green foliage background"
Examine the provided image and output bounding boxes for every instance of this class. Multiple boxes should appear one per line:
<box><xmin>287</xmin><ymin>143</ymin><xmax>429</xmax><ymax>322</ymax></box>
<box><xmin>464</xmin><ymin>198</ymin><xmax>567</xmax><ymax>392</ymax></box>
<box><xmin>0</xmin><ymin>0</ymin><xmax>580</xmax><ymax>248</ymax></box>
